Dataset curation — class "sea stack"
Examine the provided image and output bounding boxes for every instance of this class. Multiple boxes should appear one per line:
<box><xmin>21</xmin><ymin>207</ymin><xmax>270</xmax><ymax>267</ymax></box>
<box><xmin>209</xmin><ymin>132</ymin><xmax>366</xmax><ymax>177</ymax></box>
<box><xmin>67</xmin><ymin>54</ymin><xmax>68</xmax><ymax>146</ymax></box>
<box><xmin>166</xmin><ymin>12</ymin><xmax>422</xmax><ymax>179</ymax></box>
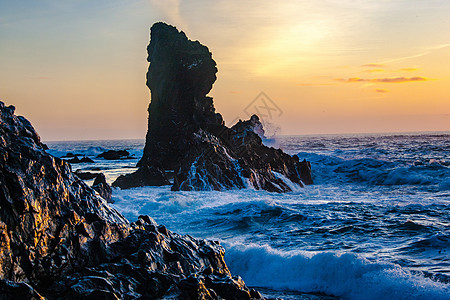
<box><xmin>114</xmin><ymin>22</ymin><xmax>312</xmax><ymax>192</ymax></box>
<box><xmin>0</xmin><ymin>101</ymin><xmax>263</xmax><ymax>298</ymax></box>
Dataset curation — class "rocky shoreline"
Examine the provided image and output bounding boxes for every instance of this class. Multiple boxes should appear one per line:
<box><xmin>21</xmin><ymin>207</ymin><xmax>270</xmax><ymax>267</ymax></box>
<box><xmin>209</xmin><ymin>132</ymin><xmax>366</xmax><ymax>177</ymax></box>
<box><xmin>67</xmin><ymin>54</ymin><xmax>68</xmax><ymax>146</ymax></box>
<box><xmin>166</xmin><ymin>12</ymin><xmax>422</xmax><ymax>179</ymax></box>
<box><xmin>0</xmin><ymin>101</ymin><xmax>264</xmax><ymax>299</ymax></box>
<box><xmin>0</xmin><ymin>22</ymin><xmax>317</xmax><ymax>299</ymax></box>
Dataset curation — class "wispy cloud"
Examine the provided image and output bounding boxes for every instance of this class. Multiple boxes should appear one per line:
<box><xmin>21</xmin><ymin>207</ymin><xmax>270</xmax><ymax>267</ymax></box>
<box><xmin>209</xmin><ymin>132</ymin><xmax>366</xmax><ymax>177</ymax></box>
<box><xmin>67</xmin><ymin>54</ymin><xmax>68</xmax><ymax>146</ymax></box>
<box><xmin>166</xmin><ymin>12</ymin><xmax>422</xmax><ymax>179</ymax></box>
<box><xmin>361</xmin><ymin>67</ymin><xmax>419</xmax><ymax>73</ymax></box>
<box><xmin>381</xmin><ymin>43</ymin><xmax>450</xmax><ymax>64</ymax></box>
<box><xmin>336</xmin><ymin>77</ymin><xmax>429</xmax><ymax>83</ymax></box>
<box><xmin>297</xmin><ymin>83</ymin><xmax>334</xmax><ymax>86</ymax></box>
<box><xmin>362</xmin><ymin>69</ymin><xmax>385</xmax><ymax>73</ymax></box>
<box><xmin>398</xmin><ymin>68</ymin><xmax>419</xmax><ymax>72</ymax></box>
<box><xmin>361</xmin><ymin>63</ymin><xmax>385</xmax><ymax>68</ymax></box>
<box><xmin>151</xmin><ymin>0</ymin><xmax>188</xmax><ymax>30</ymax></box>
<box><xmin>376</xmin><ymin>89</ymin><xmax>389</xmax><ymax>93</ymax></box>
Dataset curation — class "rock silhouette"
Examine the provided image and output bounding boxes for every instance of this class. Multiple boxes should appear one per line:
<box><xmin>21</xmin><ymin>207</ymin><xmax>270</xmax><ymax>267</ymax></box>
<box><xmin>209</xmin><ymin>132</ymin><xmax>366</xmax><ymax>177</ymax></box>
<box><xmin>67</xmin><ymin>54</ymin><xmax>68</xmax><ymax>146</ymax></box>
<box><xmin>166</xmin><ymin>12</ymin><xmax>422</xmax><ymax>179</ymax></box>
<box><xmin>114</xmin><ymin>22</ymin><xmax>312</xmax><ymax>192</ymax></box>
<box><xmin>0</xmin><ymin>101</ymin><xmax>263</xmax><ymax>299</ymax></box>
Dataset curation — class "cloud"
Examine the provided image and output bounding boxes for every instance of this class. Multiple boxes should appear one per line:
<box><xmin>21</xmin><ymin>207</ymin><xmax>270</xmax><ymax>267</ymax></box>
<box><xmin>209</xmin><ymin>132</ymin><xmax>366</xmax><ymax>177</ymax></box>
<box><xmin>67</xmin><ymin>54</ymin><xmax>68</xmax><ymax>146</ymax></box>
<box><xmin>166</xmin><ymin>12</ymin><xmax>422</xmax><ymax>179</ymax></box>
<box><xmin>297</xmin><ymin>83</ymin><xmax>334</xmax><ymax>86</ymax></box>
<box><xmin>361</xmin><ymin>63</ymin><xmax>385</xmax><ymax>68</ymax></box>
<box><xmin>151</xmin><ymin>0</ymin><xmax>188</xmax><ymax>30</ymax></box>
<box><xmin>336</xmin><ymin>77</ymin><xmax>429</xmax><ymax>83</ymax></box>
<box><xmin>381</xmin><ymin>43</ymin><xmax>450</xmax><ymax>64</ymax></box>
<box><xmin>374</xmin><ymin>77</ymin><xmax>428</xmax><ymax>83</ymax></box>
<box><xmin>398</xmin><ymin>68</ymin><xmax>418</xmax><ymax>72</ymax></box>
<box><xmin>362</xmin><ymin>69</ymin><xmax>385</xmax><ymax>73</ymax></box>
<box><xmin>376</xmin><ymin>89</ymin><xmax>389</xmax><ymax>93</ymax></box>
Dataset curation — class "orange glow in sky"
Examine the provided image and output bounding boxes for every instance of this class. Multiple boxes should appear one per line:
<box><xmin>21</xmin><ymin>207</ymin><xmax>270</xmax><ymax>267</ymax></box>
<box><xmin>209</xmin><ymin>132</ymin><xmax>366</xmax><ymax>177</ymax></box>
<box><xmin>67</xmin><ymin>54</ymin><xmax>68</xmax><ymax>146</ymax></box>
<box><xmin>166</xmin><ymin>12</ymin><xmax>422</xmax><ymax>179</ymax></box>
<box><xmin>0</xmin><ymin>1</ymin><xmax>449</xmax><ymax>140</ymax></box>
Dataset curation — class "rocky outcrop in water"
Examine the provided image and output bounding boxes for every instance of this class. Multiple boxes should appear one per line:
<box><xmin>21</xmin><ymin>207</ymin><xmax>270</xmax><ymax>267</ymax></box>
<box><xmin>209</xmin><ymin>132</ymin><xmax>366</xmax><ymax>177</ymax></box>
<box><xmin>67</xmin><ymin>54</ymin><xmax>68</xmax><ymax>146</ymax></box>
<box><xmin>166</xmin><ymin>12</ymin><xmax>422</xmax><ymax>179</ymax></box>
<box><xmin>97</xmin><ymin>150</ymin><xmax>133</xmax><ymax>160</ymax></box>
<box><xmin>112</xmin><ymin>165</ymin><xmax>170</xmax><ymax>189</ymax></box>
<box><xmin>0</xmin><ymin>101</ymin><xmax>263</xmax><ymax>299</ymax></box>
<box><xmin>113</xmin><ymin>22</ymin><xmax>312</xmax><ymax>192</ymax></box>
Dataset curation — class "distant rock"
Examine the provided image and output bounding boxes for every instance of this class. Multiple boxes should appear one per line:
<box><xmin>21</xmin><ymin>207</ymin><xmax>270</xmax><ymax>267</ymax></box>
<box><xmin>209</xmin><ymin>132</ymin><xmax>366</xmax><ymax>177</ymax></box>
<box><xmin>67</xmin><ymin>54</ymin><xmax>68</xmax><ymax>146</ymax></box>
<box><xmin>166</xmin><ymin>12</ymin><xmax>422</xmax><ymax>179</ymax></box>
<box><xmin>97</xmin><ymin>149</ymin><xmax>132</xmax><ymax>160</ymax></box>
<box><xmin>65</xmin><ymin>156</ymin><xmax>81</xmax><ymax>163</ymax></box>
<box><xmin>74</xmin><ymin>170</ymin><xmax>98</xmax><ymax>180</ymax></box>
<box><xmin>0</xmin><ymin>100</ymin><xmax>264</xmax><ymax>299</ymax></box>
<box><xmin>114</xmin><ymin>22</ymin><xmax>312</xmax><ymax>192</ymax></box>
<box><xmin>92</xmin><ymin>173</ymin><xmax>113</xmax><ymax>203</ymax></box>
<box><xmin>61</xmin><ymin>152</ymin><xmax>82</xmax><ymax>158</ymax></box>
<box><xmin>64</xmin><ymin>156</ymin><xmax>94</xmax><ymax>164</ymax></box>
<box><xmin>112</xmin><ymin>165</ymin><xmax>170</xmax><ymax>189</ymax></box>
<box><xmin>80</xmin><ymin>156</ymin><xmax>94</xmax><ymax>163</ymax></box>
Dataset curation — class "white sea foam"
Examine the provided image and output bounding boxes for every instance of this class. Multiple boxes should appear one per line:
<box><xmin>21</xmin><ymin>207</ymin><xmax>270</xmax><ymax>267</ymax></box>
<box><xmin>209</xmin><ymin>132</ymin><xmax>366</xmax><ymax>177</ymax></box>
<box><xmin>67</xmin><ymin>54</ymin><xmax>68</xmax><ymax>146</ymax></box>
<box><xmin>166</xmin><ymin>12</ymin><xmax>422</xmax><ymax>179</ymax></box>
<box><xmin>49</xmin><ymin>134</ymin><xmax>450</xmax><ymax>298</ymax></box>
<box><xmin>223</xmin><ymin>242</ymin><xmax>450</xmax><ymax>300</ymax></box>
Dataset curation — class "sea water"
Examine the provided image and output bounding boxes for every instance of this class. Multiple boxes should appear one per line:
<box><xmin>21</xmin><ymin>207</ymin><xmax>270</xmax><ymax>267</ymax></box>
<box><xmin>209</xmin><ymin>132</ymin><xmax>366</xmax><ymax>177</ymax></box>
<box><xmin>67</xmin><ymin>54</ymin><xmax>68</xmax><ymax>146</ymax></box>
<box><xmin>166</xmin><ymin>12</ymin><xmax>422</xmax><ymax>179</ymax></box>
<box><xmin>46</xmin><ymin>132</ymin><xmax>450</xmax><ymax>299</ymax></box>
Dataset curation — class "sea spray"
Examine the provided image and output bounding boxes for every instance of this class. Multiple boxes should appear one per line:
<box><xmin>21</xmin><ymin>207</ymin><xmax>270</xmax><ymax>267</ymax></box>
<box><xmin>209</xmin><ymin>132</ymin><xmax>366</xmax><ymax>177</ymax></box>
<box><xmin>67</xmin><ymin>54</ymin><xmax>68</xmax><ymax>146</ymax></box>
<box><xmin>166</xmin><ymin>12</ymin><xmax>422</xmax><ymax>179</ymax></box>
<box><xmin>48</xmin><ymin>132</ymin><xmax>450</xmax><ymax>298</ymax></box>
<box><xmin>223</xmin><ymin>242</ymin><xmax>450</xmax><ymax>300</ymax></box>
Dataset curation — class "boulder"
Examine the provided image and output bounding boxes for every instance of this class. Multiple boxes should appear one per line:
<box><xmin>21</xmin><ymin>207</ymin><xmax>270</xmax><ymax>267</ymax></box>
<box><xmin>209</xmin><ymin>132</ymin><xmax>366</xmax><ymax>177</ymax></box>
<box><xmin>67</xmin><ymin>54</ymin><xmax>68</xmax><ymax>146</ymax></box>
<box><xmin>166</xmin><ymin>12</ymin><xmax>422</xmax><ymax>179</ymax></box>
<box><xmin>0</xmin><ymin>100</ymin><xmax>264</xmax><ymax>299</ymax></box>
<box><xmin>114</xmin><ymin>22</ymin><xmax>312</xmax><ymax>192</ymax></box>
<box><xmin>64</xmin><ymin>156</ymin><xmax>94</xmax><ymax>164</ymax></box>
<box><xmin>92</xmin><ymin>173</ymin><xmax>113</xmax><ymax>203</ymax></box>
<box><xmin>74</xmin><ymin>170</ymin><xmax>99</xmax><ymax>180</ymax></box>
<box><xmin>61</xmin><ymin>152</ymin><xmax>82</xmax><ymax>158</ymax></box>
<box><xmin>112</xmin><ymin>165</ymin><xmax>170</xmax><ymax>189</ymax></box>
<box><xmin>97</xmin><ymin>150</ymin><xmax>131</xmax><ymax>160</ymax></box>
<box><xmin>79</xmin><ymin>156</ymin><xmax>94</xmax><ymax>163</ymax></box>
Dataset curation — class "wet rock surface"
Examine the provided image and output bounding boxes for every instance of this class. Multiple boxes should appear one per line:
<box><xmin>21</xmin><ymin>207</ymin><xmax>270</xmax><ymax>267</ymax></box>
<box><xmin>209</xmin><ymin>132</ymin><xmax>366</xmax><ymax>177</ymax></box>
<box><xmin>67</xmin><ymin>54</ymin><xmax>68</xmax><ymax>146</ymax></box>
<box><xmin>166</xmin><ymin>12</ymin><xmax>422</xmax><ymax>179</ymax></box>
<box><xmin>114</xmin><ymin>22</ymin><xmax>312</xmax><ymax>192</ymax></box>
<box><xmin>97</xmin><ymin>150</ymin><xmax>133</xmax><ymax>160</ymax></box>
<box><xmin>112</xmin><ymin>165</ymin><xmax>170</xmax><ymax>189</ymax></box>
<box><xmin>92</xmin><ymin>173</ymin><xmax>113</xmax><ymax>203</ymax></box>
<box><xmin>74</xmin><ymin>170</ymin><xmax>98</xmax><ymax>180</ymax></box>
<box><xmin>0</xmin><ymin>101</ymin><xmax>264</xmax><ymax>299</ymax></box>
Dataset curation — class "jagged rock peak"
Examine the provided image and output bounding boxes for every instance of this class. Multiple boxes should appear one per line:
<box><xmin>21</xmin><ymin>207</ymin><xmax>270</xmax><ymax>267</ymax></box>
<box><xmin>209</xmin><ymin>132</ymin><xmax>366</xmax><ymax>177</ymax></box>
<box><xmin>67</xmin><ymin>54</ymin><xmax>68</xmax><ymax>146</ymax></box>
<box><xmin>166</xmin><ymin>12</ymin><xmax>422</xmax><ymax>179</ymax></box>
<box><xmin>113</xmin><ymin>22</ymin><xmax>313</xmax><ymax>192</ymax></box>
<box><xmin>139</xmin><ymin>22</ymin><xmax>222</xmax><ymax>169</ymax></box>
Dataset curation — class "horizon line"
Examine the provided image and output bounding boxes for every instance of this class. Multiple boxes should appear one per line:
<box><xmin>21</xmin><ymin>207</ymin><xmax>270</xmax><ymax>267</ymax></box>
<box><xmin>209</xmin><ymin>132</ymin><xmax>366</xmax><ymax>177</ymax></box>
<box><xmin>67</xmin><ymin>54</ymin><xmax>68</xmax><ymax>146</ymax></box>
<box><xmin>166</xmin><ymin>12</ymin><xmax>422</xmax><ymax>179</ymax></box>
<box><xmin>43</xmin><ymin>129</ymin><xmax>450</xmax><ymax>143</ymax></box>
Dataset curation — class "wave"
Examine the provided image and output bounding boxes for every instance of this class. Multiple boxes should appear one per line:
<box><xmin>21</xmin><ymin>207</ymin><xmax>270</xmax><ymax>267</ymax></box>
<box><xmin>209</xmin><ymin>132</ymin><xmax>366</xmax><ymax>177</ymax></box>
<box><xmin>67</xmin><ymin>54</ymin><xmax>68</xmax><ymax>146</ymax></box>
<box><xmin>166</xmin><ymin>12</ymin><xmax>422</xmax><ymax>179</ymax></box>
<box><xmin>46</xmin><ymin>140</ymin><xmax>144</xmax><ymax>159</ymax></box>
<box><xmin>223</xmin><ymin>242</ymin><xmax>450</xmax><ymax>300</ymax></box>
<box><xmin>297</xmin><ymin>152</ymin><xmax>450</xmax><ymax>189</ymax></box>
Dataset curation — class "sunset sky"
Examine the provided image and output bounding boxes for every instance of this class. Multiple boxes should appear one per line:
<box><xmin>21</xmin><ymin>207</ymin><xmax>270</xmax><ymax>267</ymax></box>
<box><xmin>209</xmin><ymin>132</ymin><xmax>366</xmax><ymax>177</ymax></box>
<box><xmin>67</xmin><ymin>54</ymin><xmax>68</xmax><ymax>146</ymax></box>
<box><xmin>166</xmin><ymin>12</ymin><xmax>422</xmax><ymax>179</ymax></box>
<box><xmin>1</xmin><ymin>0</ymin><xmax>449</xmax><ymax>141</ymax></box>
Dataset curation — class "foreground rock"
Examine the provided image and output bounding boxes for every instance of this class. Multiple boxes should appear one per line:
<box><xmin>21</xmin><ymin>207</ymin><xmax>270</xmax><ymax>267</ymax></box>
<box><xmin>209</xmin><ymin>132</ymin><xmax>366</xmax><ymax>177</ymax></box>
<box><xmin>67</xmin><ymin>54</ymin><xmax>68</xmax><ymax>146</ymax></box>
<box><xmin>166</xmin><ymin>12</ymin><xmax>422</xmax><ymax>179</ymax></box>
<box><xmin>0</xmin><ymin>101</ymin><xmax>263</xmax><ymax>299</ymax></box>
<box><xmin>114</xmin><ymin>22</ymin><xmax>312</xmax><ymax>192</ymax></box>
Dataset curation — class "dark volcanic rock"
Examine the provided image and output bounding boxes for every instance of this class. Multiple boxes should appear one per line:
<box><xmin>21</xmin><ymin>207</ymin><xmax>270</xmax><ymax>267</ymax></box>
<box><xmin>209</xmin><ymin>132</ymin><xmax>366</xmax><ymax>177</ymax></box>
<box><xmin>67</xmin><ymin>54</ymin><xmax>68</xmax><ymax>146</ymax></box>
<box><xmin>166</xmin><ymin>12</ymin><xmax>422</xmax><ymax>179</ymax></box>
<box><xmin>0</xmin><ymin>101</ymin><xmax>127</xmax><ymax>288</ymax></box>
<box><xmin>61</xmin><ymin>153</ymin><xmax>82</xmax><ymax>158</ymax></box>
<box><xmin>79</xmin><ymin>156</ymin><xmax>94</xmax><ymax>163</ymax></box>
<box><xmin>0</xmin><ymin>280</ymin><xmax>43</xmax><ymax>299</ymax></box>
<box><xmin>92</xmin><ymin>173</ymin><xmax>113</xmax><ymax>203</ymax></box>
<box><xmin>114</xmin><ymin>22</ymin><xmax>312</xmax><ymax>192</ymax></box>
<box><xmin>136</xmin><ymin>22</ymin><xmax>221</xmax><ymax>171</ymax></box>
<box><xmin>0</xmin><ymin>101</ymin><xmax>264</xmax><ymax>299</ymax></box>
<box><xmin>97</xmin><ymin>150</ymin><xmax>131</xmax><ymax>160</ymax></box>
<box><xmin>74</xmin><ymin>170</ymin><xmax>98</xmax><ymax>180</ymax></box>
<box><xmin>64</xmin><ymin>156</ymin><xmax>80</xmax><ymax>163</ymax></box>
<box><xmin>112</xmin><ymin>165</ymin><xmax>170</xmax><ymax>189</ymax></box>
<box><xmin>64</xmin><ymin>156</ymin><xmax>94</xmax><ymax>164</ymax></box>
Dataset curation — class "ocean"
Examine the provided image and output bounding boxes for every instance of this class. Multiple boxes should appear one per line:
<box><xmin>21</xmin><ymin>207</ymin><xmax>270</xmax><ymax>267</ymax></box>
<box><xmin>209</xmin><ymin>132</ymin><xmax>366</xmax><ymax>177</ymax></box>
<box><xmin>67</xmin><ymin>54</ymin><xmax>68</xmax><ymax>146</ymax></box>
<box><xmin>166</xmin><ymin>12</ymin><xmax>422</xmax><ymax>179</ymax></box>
<box><xmin>46</xmin><ymin>132</ymin><xmax>450</xmax><ymax>299</ymax></box>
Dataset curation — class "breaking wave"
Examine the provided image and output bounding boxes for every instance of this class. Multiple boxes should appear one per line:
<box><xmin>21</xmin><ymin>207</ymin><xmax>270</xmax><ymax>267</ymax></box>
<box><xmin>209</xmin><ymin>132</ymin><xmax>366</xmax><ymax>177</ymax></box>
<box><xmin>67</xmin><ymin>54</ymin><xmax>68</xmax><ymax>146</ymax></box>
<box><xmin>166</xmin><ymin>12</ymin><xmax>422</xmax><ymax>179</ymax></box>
<box><xmin>224</xmin><ymin>242</ymin><xmax>450</xmax><ymax>300</ymax></box>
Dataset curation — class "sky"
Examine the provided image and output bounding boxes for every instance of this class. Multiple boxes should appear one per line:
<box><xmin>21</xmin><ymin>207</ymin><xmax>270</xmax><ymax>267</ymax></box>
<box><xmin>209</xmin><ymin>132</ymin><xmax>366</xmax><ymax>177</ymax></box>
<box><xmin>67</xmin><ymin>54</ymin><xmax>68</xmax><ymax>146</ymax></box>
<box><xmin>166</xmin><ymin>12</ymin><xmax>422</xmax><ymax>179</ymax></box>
<box><xmin>0</xmin><ymin>0</ymin><xmax>449</xmax><ymax>141</ymax></box>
